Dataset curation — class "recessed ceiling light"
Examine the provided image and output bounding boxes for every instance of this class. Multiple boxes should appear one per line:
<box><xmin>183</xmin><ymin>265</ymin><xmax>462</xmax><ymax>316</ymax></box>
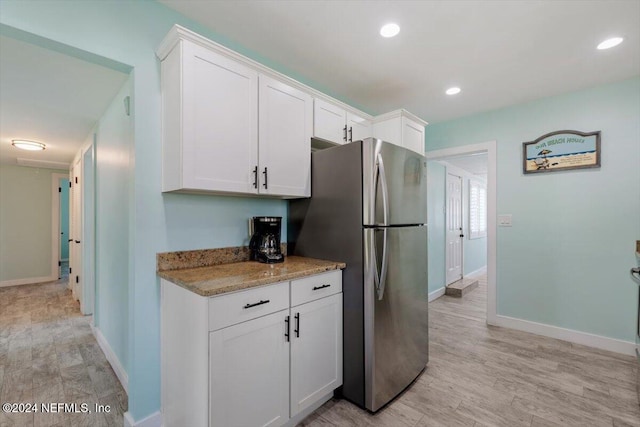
<box><xmin>11</xmin><ymin>140</ymin><xmax>46</xmax><ymax>151</ymax></box>
<box><xmin>597</xmin><ymin>37</ymin><xmax>623</xmax><ymax>50</ymax></box>
<box><xmin>446</xmin><ymin>87</ymin><xmax>461</xmax><ymax>95</ymax></box>
<box><xmin>380</xmin><ymin>23</ymin><xmax>400</xmax><ymax>38</ymax></box>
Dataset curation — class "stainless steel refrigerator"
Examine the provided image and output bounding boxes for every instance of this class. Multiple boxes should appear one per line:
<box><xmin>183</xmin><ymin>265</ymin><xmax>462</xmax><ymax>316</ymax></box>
<box><xmin>289</xmin><ymin>138</ymin><xmax>429</xmax><ymax>412</ymax></box>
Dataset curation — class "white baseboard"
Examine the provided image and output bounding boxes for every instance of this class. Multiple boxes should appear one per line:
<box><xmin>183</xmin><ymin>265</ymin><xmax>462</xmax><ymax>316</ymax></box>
<box><xmin>0</xmin><ymin>275</ymin><xmax>57</xmax><ymax>288</ymax></box>
<box><xmin>494</xmin><ymin>315</ymin><xmax>636</xmax><ymax>356</ymax></box>
<box><xmin>124</xmin><ymin>411</ymin><xmax>162</xmax><ymax>427</ymax></box>
<box><xmin>464</xmin><ymin>266</ymin><xmax>487</xmax><ymax>278</ymax></box>
<box><xmin>91</xmin><ymin>325</ymin><xmax>129</xmax><ymax>393</ymax></box>
<box><xmin>428</xmin><ymin>287</ymin><xmax>446</xmax><ymax>302</ymax></box>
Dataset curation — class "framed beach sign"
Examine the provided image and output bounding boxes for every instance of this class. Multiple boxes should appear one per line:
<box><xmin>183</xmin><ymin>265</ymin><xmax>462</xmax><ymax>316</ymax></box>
<box><xmin>523</xmin><ymin>130</ymin><xmax>601</xmax><ymax>174</ymax></box>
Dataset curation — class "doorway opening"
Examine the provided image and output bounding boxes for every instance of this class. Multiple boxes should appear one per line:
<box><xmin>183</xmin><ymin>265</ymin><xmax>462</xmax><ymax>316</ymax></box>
<box><xmin>426</xmin><ymin>141</ymin><xmax>497</xmax><ymax>324</ymax></box>
<box><xmin>58</xmin><ymin>176</ymin><xmax>70</xmax><ymax>279</ymax></box>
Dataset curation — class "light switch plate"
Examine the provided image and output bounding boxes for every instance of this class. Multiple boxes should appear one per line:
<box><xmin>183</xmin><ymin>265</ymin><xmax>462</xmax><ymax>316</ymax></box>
<box><xmin>498</xmin><ymin>214</ymin><xmax>513</xmax><ymax>227</ymax></box>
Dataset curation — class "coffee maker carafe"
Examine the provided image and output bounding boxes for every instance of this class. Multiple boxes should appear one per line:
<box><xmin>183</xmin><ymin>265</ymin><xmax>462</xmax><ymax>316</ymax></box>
<box><xmin>249</xmin><ymin>216</ymin><xmax>284</xmax><ymax>263</ymax></box>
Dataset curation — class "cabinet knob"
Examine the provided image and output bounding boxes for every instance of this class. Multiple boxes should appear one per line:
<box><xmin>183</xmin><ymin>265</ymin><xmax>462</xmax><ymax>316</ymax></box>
<box><xmin>243</xmin><ymin>299</ymin><xmax>270</xmax><ymax>309</ymax></box>
<box><xmin>285</xmin><ymin>315</ymin><xmax>290</xmax><ymax>342</ymax></box>
<box><xmin>262</xmin><ymin>167</ymin><xmax>268</xmax><ymax>189</ymax></box>
<box><xmin>252</xmin><ymin>166</ymin><xmax>258</xmax><ymax>189</ymax></box>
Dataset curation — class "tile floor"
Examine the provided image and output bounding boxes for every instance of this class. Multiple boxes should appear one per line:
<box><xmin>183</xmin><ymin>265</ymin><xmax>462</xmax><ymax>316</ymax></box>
<box><xmin>301</xmin><ymin>273</ymin><xmax>640</xmax><ymax>426</ymax></box>
<box><xmin>2</xmin><ymin>273</ymin><xmax>638</xmax><ymax>427</ymax></box>
<box><xmin>0</xmin><ymin>278</ymin><xmax>126</xmax><ymax>427</ymax></box>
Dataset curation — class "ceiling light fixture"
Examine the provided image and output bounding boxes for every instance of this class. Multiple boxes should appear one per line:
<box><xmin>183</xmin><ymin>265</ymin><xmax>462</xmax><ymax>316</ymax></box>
<box><xmin>446</xmin><ymin>87</ymin><xmax>461</xmax><ymax>95</ymax></box>
<box><xmin>11</xmin><ymin>140</ymin><xmax>46</xmax><ymax>151</ymax></box>
<box><xmin>597</xmin><ymin>37</ymin><xmax>623</xmax><ymax>50</ymax></box>
<box><xmin>380</xmin><ymin>23</ymin><xmax>400</xmax><ymax>38</ymax></box>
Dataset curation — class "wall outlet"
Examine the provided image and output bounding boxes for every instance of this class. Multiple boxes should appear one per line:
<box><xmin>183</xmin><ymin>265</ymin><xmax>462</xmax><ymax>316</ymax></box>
<box><xmin>498</xmin><ymin>214</ymin><xmax>513</xmax><ymax>227</ymax></box>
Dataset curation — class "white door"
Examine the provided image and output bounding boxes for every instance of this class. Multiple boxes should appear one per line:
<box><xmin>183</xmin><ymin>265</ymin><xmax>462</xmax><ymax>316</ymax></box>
<box><xmin>290</xmin><ymin>293</ymin><xmax>343</xmax><ymax>417</ymax></box>
<box><xmin>258</xmin><ymin>75</ymin><xmax>312</xmax><ymax>197</ymax></box>
<box><xmin>81</xmin><ymin>142</ymin><xmax>95</xmax><ymax>315</ymax></box>
<box><xmin>346</xmin><ymin>112</ymin><xmax>372</xmax><ymax>143</ymax></box>
<box><xmin>401</xmin><ymin>117</ymin><xmax>425</xmax><ymax>154</ymax></box>
<box><xmin>446</xmin><ymin>173</ymin><xmax>463</xmax><ymax>285</ymax></box>
<box><xmin>182</xmin><ymin>42</ymin><xmax>258</xmax><ymax>193</ymax></box>
<box><xmin>313</xmin><ymin>98</ymin><xmax>347</xmax><ymax>144</ymax></box>
<box><xmin>209</xmin><ymin>310</ymin><xmax>289</xmax><ymax>427</ymax></box>
<box><xmin>69</xmin><ymin>158</ymin><xmax>82</xmax><ymax>302</ymax></box>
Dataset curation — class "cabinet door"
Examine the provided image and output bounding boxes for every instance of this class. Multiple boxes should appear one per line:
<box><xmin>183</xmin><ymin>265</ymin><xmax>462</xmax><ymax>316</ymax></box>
<box><xmin>346</xmin><ymin>112</ymin><xmax>372</xmax><ymax>143</ymax></box>
<box><xmin>259</xmin><ymin>75</ymin><xmax>312</xmax><ymax>197</ymax></box>
<box><xmin>182</xmin><ymin>42</ymin><xmax>259</xmax><ymax>193</ymax></box>
<box><xmin>401</xmin><ymin>116</ymin><xmax>425</xmax><ymax>155</ymax></box>
<box><xmin>313</xmin><ymin>98</ymin><xmax>347</xmax><ymax>144</ymax></box>
<box><xmin>210</xmin><ymin>310</ymin><xmax>289</xmax><ymax>427</ymax></box>
<box><xmin>290</xmin><ymin>293</ymin><xmax>343</xmax><ymax>417</ymax></box>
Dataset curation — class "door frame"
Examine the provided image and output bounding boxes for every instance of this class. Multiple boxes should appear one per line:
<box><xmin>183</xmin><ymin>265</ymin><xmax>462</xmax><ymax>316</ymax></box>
<box><xmin>81</xmin><ymin>139</ymin><xmax>96</xmax><ymax>315</ymax></box>
<box><xmin>426</xmin><ymin>141</ymin><xmax>497</xmax><ymax>325</ymax></box>
<box><xmin>51</xmin><ymin>172</ymin><xmax>69</xmax><ymax>281</ymax></box>
<box><xmin>445</xmin><ymin>171</ymin><xmax>463</xmax><ymax>285</ymax></box>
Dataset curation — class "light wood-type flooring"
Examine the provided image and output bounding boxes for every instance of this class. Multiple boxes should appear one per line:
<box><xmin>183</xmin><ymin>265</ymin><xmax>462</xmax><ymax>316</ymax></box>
<box><xmin>300</xmin><ymin>273</ymin><xmax>640</xmax><ymax>427</ymax></box>
<box><xmin>0</xmin><ymin>278</ymin><xmax>126</xmax><ymax>427</ymax></box>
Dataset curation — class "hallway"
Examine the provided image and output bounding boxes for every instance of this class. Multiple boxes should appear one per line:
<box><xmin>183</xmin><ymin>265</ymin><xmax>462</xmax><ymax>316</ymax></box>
<box><xmin>0</xmin><ymin>279</ymin><xmax>126</xmax><ymax>427</ymax></box>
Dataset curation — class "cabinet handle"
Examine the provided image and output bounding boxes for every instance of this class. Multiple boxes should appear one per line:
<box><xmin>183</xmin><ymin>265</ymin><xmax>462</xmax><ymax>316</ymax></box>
<box><xmin>348</xmin><ymin>126</ymin><xmax>353</xmax><ymax>142</ymax></box>
<box><xmin>75</xmin><ymin>240</ymin><xmax>81</xmax><ymax>244</ymax></box>
<box><xmin>252</xmin><ymin>166</ymin><xmax>258</xmax><ymax>189</ymax></box>
<box><xmin>285</xmin><ymin>315</ymin><xmax>290</xmax><ymax>342</ymax></box>
<box><xmin>343</xmin><ymin>125</ymin><xmax>347</xmax><ymax>142</ymax></box>
<box><xmin>243</xmin><ymin>299</ymin><xmax>270</xmax><ymax>309</ymax></box>
<box><xmin>312</xmin><ymin>284</ymin><xmax>331</xmax><ymax>291</ymax></box>
<box><xmin>262</xmin><ymin>167</ymin><xmax>268</xmax><ymax>189</ymax></box>
<box><xmin>294</xmin><ymin>313</ymin><xmax>300</xmax><ymax>338</ymax></box>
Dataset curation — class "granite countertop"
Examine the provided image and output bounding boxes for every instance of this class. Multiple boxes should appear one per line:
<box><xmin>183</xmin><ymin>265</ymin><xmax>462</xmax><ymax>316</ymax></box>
<box><xmin>158</xmin><ymin>256</ymin><xmax>346</xmax><ymax>297</ymax></box>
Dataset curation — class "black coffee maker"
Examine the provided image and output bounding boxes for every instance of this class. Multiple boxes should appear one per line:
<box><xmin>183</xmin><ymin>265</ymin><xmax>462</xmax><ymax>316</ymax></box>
<box><xmin>249</xmin><ymin>216</ymin><xmax>284</xmax><ymax>263</ymax></box>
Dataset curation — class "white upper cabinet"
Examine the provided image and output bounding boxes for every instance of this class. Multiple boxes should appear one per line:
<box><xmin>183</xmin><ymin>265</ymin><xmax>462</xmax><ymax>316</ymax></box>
<box><xmin>314</xmin><ymin>98</ymin><xmax>372</xmax><ymax>145</ymax></box>
<box><xmin>347</xmin><ymin>111</ymin><xmax>373</xmax><ymax>143</ymax></box>
<box><xmin>157</xmin><ymin>26</ymin><xmax>311</xmax><ymax>198</ymax></box>
<box><xmin>372</xmin><ymin>109</ymin><xmax>428</xmax><ymax>155</ymax></box>
<box><xmin>259</xmin><ymin>75</ymin><xmax>312</xmax><ymax>198</ymax></box>
<box><xmin>162</xmin><ymin>40</ymin><xmax>259</xmax><ymax>194</ymax></box>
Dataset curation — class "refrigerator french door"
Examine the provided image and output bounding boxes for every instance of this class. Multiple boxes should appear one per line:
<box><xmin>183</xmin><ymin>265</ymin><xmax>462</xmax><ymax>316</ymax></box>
<box><xmin>289</xmin><ymin>138</ymin><xmax>429</xmax><ymax>412</ymax></box>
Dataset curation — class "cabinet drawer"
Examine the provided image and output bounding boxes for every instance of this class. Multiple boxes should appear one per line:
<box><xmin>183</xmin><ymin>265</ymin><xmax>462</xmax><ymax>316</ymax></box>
<box><xmin>209</xmin><ymin>281</ymin><xmax>289</xmax><ymax>331</ymax></box>
<box><xmin>291</xmin><ymin>271</ymin><xmax>342</xmax><ymax>307</ymax></box>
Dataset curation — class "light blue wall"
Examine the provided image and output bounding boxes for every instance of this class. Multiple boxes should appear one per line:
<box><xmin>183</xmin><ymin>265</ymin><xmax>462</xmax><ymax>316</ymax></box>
<box><xmin>59</xmin><ymin>178</ymin><xmax>69</xmax><ymax>260</ymax></box>
<box><xmin>425</xmin><ymin>77</ymin><xmax>640</xmax><ymax>342</ymax></box>
<box><xmin>427</xmin><ymin>161</ymin><xmax>446</xmax><ymax>294</ymax></box>
<box><xmin>94</xmin><ymin>77</ymin><xmax>132</xmax><ymax>373</ymax></box>
<box><xmin>0</xmin><ymin>1</ymin><xmax>335</xmax><ymax>421</ymax></box>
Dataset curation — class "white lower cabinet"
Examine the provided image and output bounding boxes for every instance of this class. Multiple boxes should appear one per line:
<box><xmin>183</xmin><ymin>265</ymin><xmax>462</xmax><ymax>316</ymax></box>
<box><xmin>161</xmin><ymin>270</ymin><xmax>343</xmax><ymax>427</ymax></box>
<box><xmin>210</xmin><ymin>310</ymin><xmax>290</xmax><ymax>427</ymax></box>
<box><xmin>290</xmin><ymin>293</ymin><xmax>343</xmax><ymax>416</ymax></box>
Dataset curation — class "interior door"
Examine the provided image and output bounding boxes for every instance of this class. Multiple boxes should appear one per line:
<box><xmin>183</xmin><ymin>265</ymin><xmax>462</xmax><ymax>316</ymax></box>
<box><xmin>446</xmin><ymin>172</ymin><xmax>463</xmax><ymax>285</ymax></box>
<box><xmin>69</xmin><ymin>158</ymin><xmax>82</xmax><ymax>302</ymax></box>
<box><xmin>364</xmin><ymin>225</ymin><xmax>428</xmax><ymax>411</ymax></box>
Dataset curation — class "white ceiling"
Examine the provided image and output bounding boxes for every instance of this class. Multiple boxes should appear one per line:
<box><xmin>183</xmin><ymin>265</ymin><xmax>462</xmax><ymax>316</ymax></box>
<box><xmin>440</xmin><ymin>153</ymin><xmax>488</xmax><ymax>179</ymax></box>
<box><xmin>0</xmin><ymin>35</ymin><xmax>128</xmax><ymax>169</ymax></box>
<box><xmin>159</xmin><ymin>0</ymin><xmax>640</xmax><ymax>123</ymax></box>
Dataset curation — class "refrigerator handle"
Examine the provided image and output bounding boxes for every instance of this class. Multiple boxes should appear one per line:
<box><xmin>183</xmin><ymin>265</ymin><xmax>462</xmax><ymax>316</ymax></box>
<box><xmin>377</xmin><ymin>228</ymin><xmax>389</xmax><ymax>301</ymax></box>
<box><xmin>376</xmin><ymin>153</ymin><xmax>390</xmax><ymax>226</ymax></box>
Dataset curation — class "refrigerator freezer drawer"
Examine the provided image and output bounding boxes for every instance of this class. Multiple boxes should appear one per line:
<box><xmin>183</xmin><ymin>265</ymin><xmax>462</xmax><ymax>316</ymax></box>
<box><xmin>364</xmin><ymin>225</ymin><xmax>429</xmax><ymax>411</ymax></box>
